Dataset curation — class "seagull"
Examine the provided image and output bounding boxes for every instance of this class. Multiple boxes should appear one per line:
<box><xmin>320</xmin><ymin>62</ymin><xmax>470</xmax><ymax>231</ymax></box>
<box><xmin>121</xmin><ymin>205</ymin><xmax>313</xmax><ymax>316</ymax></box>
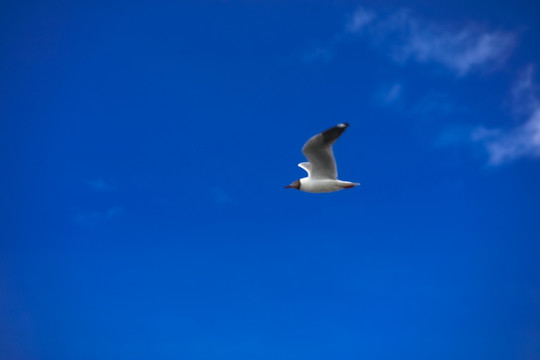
<box><xmin>285</xmin><ymin>123</ymin><xmax>360</xmax><ymax>193</ymax></box>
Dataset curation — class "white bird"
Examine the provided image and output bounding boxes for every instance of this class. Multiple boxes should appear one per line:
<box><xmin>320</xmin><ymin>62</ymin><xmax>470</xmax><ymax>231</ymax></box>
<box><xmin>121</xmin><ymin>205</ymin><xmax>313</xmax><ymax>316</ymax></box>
<box><xmin>285</xmin><ymin>123</ymin><xmax>360</xmax><ymax>193</ymax></box>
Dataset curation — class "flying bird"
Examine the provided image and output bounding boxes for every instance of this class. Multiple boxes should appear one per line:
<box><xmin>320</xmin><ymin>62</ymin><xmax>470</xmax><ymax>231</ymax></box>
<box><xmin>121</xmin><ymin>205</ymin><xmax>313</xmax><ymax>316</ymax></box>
<box><xmin>285</xmin><ymin>123</ymin><xmax>360</xmax><ymax>193</ymax></box>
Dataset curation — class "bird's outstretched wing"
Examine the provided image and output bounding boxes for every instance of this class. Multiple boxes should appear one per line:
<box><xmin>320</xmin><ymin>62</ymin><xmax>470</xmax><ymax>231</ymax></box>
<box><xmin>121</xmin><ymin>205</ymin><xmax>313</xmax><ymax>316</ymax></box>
<box><xmin>301</xmin><ymin>123</ymin><xmax>349</xmax><ymax>180</ymax></box>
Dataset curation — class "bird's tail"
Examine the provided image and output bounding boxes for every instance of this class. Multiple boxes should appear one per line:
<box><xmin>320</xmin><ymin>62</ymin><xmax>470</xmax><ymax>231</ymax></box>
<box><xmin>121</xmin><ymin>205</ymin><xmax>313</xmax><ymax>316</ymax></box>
<box><xmin>340</xmin><ymin>181</ymin><xmax>360</xmax><ymax>189</ymax></box>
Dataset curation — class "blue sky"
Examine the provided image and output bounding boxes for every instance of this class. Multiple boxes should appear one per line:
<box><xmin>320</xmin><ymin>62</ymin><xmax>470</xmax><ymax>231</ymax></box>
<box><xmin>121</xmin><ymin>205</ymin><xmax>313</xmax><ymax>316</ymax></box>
<box><xmin>1</xmin><ymin>1</ymin><xmax>540</xmax><ymax>359</ymax></box>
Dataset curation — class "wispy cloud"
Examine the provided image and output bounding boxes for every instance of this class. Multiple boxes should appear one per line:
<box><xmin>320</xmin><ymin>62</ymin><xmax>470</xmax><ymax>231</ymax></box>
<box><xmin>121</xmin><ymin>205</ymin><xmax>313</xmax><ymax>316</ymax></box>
<box><xmin>300</xmin><ymin>6</ymin><xmax>537</xmax><ymax>165</ymax></box>
<box><xmin>346</xmin><ymin>7</ymin><xmax>375</xmax><ymax>33</ymax></box>
<box><xmin>376</xmin><ymin>82</ymin><xmax>402</xmax><ymax>105</ymax></box>
<box><xmin>473</xmin><ymin>66</ymin><xmax>540</xmax><ymax>164</ymax></box>
<box><xmin>346</xmin><ymin>7</ymin><xmax>516</xmax><ymax>76</ymax></box>
<box><xmin>510</xmin><ymin>65</ymin><xmax>539</xmax><ymax>116</ymax></box>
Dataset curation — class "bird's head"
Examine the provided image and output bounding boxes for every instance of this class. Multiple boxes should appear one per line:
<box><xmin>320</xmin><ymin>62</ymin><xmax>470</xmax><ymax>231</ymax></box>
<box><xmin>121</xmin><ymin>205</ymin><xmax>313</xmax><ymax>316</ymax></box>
<box><xmin>285</xmin><ymin>179</ymin><xmax>301</xmax><ymax>190</ymax></box>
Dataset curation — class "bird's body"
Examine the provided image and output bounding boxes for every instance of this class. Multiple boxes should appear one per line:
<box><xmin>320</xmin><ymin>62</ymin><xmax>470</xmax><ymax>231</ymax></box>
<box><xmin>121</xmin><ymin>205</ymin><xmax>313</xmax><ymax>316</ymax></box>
<box><xmin>297</xmin><ymin>178</ymin><xmax>358</xmax><ymax>193</ymax></box>
<box><xmin>285</xmin><ymin>123</ymin><xmax>360</xmax><ymax>193</ymax></box>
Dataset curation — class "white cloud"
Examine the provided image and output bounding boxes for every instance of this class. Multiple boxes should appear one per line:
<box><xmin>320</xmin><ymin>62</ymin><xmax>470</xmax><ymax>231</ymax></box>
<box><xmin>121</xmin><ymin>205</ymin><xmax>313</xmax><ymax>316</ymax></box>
<box><xmin>401</xmin><ymin>28</ymin><xmax>514</xmax><ymax>76</ymax></box>
<box><xmin>347</xmin><ymin>8</ymin><xmax>516</xmax><ymax>76</ymax></box>
<box><xmin>342</xmin><ymin>7</ymin><xmax>539</xmax><ymax>165</ymax></box>
<box><xmin>473</xmin><ymin>66</ymin><xmax>540</xmax><ymax>164</ymax></box>
<box><xmin>346</xmin><ymin>7</ymin><xmax>375</xmax><ymax>33</ymax></box>
<box><xmin>511</xmin><ymin>65</ymin><xmax>539</xmax><ymax>116</ymax></box>
<box><xmin>476</xmin><ymin>110</ymin><xmax>540</xmax><ymax>164</ymax></box>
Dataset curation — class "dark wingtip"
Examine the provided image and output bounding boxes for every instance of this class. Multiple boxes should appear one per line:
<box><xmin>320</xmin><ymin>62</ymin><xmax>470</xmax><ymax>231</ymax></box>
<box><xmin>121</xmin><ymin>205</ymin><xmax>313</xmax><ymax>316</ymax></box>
<box><xmin>320</xmin><ymin>123</ymin><xmax>349</xmax><ymax>144</ymax></box>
